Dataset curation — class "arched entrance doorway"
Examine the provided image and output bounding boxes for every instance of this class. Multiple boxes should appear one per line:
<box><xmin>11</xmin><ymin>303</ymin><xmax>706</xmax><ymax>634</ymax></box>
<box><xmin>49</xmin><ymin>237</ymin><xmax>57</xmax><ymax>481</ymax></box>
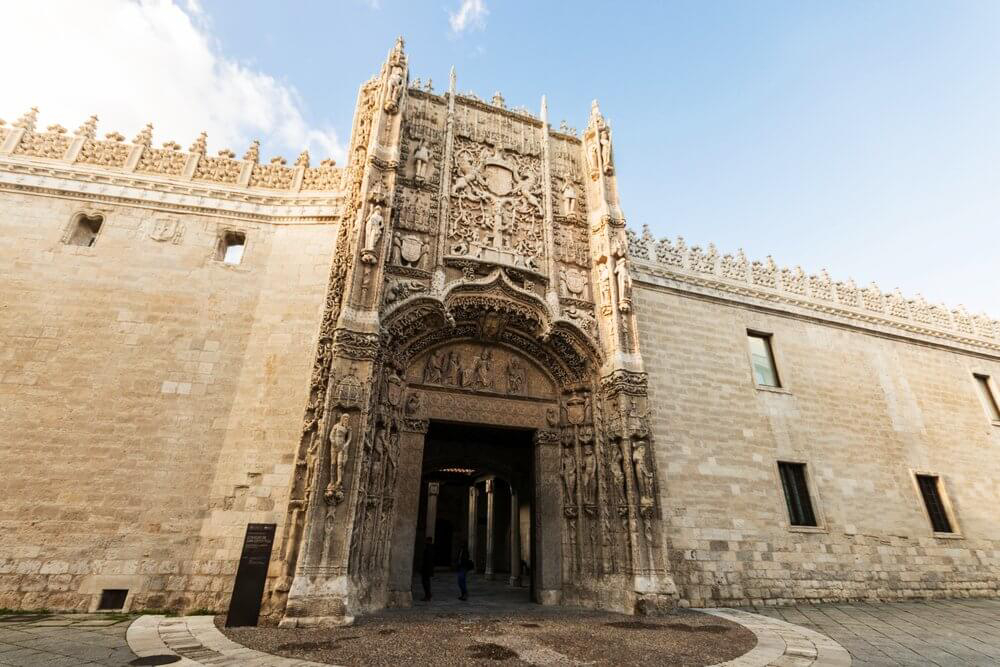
<box><xmin>411</xmin><ymin>422</ymin><xmax>534</xmax><ymax>604</ymax></box>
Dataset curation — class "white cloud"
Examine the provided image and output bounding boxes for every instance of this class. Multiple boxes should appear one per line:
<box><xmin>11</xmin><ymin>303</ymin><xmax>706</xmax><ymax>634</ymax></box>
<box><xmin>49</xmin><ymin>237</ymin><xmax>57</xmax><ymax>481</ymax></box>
<box><xmin>0</xmin><ymin>0</ymin><xmax>344</xmax><ymax>164</ymax></box>
<box><xmin>449</xmin><ymin>0</ymin><xmax>488</xmax><ymax>33</ymax></box>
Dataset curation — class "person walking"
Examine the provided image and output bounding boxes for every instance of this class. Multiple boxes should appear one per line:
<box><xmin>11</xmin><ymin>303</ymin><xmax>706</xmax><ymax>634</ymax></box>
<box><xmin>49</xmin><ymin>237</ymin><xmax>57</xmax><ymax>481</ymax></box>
<box><xmin>420</xmin><ymin>536</ymin><xmax>435</xmax><ymax>601</ymax></box>
<box><xmin>456</xmin><ymin>544</ymin><xmax>471</xmax><ymax>601</ymax></box>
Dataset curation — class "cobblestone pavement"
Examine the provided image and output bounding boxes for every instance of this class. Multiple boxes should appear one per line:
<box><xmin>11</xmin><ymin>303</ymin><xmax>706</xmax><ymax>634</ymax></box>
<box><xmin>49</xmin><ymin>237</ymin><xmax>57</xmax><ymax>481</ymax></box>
<box><xmin>751</xmin><ymin>599</ymin><xmax>1000</xmax><ymax>666</ymax></box>
<box><xmin>0</xmin><ymin>612</ymin><xmax>137</xmax><ymax>666</ymax></box>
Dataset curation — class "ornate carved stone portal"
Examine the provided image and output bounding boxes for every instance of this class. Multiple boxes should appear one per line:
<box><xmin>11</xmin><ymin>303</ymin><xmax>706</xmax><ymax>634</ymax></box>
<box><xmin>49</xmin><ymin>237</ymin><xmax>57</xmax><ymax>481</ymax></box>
<box><xmin>276</xmin><ymin>39</ymin><xmax>677</xmax><ymax>627</ymax></box>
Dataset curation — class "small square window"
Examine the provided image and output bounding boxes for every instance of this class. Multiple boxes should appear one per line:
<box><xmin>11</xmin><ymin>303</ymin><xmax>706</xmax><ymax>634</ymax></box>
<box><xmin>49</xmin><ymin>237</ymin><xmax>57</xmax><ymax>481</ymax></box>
<box><xmin>66</xmin><ymin>213</ymin><xmax>104</xmax><ymax>247</ymax></box>
<box><xmin>973</xmin><ymin>374</ymin><xmax>1000</xmax><ymax>422</ymax></box>
<box><xmin>777</xmin><ymin>462</ymin><xmax>817</xmax><ymax>527</ymax></box>
<box><xmin>217</xmin><ymin>231</ymin><xmax>246</xmax><ymax>265</ymax></box>
<box><xmin>915</xmin><ymin>474</ymin><xmax>953</xmax><ymax>534</ymax></box>
<box><xmin>97</xmin><ymin>588</ymin><xmax>128</xmax><ymax>611</ymax></box>
<box><xmin>748</xmin><ymin>332</ymin><xmax>780</xmax><ymax>388</ymax></box>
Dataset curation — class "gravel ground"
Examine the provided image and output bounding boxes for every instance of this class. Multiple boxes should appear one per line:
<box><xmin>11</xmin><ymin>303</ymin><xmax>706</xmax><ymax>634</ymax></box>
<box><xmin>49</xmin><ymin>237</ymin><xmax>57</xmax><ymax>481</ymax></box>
<box><xmin>217</xmin><ymin>607</ymin><xmax>755</xmax><ymax>666</ymax></box>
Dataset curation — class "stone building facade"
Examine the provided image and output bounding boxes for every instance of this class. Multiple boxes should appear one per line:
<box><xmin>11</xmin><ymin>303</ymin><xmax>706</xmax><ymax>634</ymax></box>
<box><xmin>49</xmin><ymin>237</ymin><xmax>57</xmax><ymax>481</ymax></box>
<box><xmin>1</xmin><ymin>41</ymin><xmax>998</xmax><ymax>622</ymax></box>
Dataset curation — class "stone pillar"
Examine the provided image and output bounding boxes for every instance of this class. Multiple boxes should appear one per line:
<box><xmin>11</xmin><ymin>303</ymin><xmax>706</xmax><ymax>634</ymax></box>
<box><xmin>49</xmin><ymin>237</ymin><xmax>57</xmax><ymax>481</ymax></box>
<box><xmin>533</xmin><ymin>430</ymin><xmax>562</xmax><ymax>604</ymax></box>
<box><xmin>509</xmin><ymin>487</ymin><xmax>522</xmax><ymax>586</ymax></box>
<box><xmin>484</xmin><ymin>478</ymin><xmax>495</xmax><ymax>580</ymax></box>
<box><xmin>386</xmin><ymin>420</ymin><xmax>428</xmax><ymax>608</ymax></box>
<box><xmin>467</xmin><ymin>485</ymin><xmax>478</xmax><ymax>567</ymax></box>
<box><xmin>424</xmin><ymin>482</ymin><xmax>440</xmax><ymax>540</ymax></box>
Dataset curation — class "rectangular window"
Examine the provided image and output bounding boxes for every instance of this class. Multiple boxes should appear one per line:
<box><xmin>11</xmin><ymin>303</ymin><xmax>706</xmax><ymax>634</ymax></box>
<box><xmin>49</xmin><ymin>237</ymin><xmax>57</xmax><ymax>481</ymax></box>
<box><xmin>974</xmin><ymin>374</ymin><xmax>1000</xmax><ymax>421</ymax></box>
<box><xmin>916</xmin><ymin>474</ymin><xmax>953</xmax><ymax>533</ymax></box>
<box><xmin>748</xmin><ymin>332</ymin><xmax>780</xmax><ymax>387</ymax></box>
<box><xmin>97</xmin><ymin>589</ymin><xmax>128</xmax><ymax>611</ymax></box>
<box><xmin>777</xmin><ymin>462</ymin><xmax>817</xmax><ymax>527</ymax></box>
<box><xmin>217</xmin><ymin>231</ymin><xmax>246</xmax><ymax>265</ymax></box>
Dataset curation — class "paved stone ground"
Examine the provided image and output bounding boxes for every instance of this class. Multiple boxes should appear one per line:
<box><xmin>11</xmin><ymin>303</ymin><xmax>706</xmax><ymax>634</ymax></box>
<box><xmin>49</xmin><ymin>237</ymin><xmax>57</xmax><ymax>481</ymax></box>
<box><xmin>751</xmin><ymin>599</ymin><xmax>1000</xmax><ymax>666</ymax></box>
<box><xmin>0</xmin><ymin>612</ymin><xmax>137</xmax><ymax>666</ymax></box>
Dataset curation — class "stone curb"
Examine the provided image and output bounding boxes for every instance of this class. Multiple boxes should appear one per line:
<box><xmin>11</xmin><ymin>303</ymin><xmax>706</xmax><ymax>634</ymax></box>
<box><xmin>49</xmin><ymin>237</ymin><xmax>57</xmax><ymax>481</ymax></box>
<box><xmin>126</xmin><ymin>615</ymin><xmax>334</xmax><ymax>667</ymax></box>
<box><xmin>701</xmin><ymin>608</ymin><xmax>852</xmax><ymax>666</ymax></box>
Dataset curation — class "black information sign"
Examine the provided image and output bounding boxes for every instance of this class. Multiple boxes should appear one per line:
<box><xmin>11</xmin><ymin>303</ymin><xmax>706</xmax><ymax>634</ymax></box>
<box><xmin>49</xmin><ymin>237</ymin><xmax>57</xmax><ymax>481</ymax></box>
<box><xmin>225</xmin><ymin>523</ymin><xmax>276</xmax><ymax>627</ymax></box>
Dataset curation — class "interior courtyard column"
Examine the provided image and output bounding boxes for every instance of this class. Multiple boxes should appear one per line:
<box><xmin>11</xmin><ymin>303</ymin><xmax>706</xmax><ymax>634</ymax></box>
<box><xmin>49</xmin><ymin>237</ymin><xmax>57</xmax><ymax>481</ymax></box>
<box><xmin>467</xmin><ymin>485</ymin><xmax>478</xmax><ymax>567</ymax></box>
<box><xmin>484</xmin><ymin>477</ymin><xmax>495</xmax><ymax>580</ymax></box>
<box><xmin>509</xmin><ymin>486</ymin><xmax>521</xmax><ymax>586</ymax></box>
<box><xmin>386</xmin><ymin>418</ymin><xmax>428</xmax><ymax>608</ymax></box>
<box><xmin>424</xmin><ymin>482</ymin><xmax>440</xmax><ymax>540</ymax></box>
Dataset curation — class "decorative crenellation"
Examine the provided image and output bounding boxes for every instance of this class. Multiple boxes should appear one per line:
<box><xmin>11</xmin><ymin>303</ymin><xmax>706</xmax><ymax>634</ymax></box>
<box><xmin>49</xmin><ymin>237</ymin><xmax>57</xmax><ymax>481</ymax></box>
<box><xmin>627</xmin><ymin>225</ymin><xmax>1000</xmax><ymax>347</ymax></box>
<box><xmin>0</xmin><ymin>107</ymin><xmax>342</xmax><ymax>193</ymax></box>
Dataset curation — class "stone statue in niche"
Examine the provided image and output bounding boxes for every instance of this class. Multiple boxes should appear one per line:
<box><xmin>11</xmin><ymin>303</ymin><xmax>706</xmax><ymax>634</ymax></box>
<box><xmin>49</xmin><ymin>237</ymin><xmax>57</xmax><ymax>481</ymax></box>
<box><xmin>562</xmin><ymin>181</ymin><xmax>577</xmax><ymax>216</ymax></box>
<box><xmin>370</xmin><ymin>427</ymin><xmax>387</xmax><ymax>494</ymax></box>
<box><xmin>362</xmin><ymin>205</ymin><xmax>385</xmax><ymax>263</ymax></box>
<box><xmin>506</xmin><ymin>357</ymin><xmax>525</xmax><ymax>395</ymax></box>
<box><xmin>391</xmin><ymin>233</ymin><xmax>429</xmax><ymax>268</ymax></box>
<box><xmin>632</xmin><ymin>437</ymin><xmax>654</xmax><ymax>506</ymax></box>
<box><xmin>561</xmin><ymin>447</ymin><xmax>577</xmax><ymax>502</ymax></box>
<box><xmin>611</xmin><ymin>443</ymin><xmax>627</xmax><ymax>505</ymax></box>
<box><xmin>385</xmin><ymin>66</ymin><xmax>404</xmax><ymax>114</ymax></box>
<box><xmin>581</xmin><ymin>443</ymin><xmax>597</xmax><ymax>505</ymax></box>
<box><xmin>413</xmin><ymin>140</ymin><xmax>431</xmax><ymax>180</ymax></box>
<box><xmin>599</xmin><ymin>126</ymin><xmax>613</xmax><ymax>174</ymax></box>
<box><xmin>559</xmin><ymin>268</ymin><xmax>589</xmax><ymax>300</ymax></box>
<box><xmin>598</xmin><ymin>261</ymin><xmax>612</xmax><ymax>306</ymax></box>
<box><xmin>613</xmin><ymin>252</ymin><xmax>632</xmax><ymax>312</ymax></box>
<box><xmin>324</xmin><ymin>413</ymin><xmax>352</xmax><ymax>503</ymax></box>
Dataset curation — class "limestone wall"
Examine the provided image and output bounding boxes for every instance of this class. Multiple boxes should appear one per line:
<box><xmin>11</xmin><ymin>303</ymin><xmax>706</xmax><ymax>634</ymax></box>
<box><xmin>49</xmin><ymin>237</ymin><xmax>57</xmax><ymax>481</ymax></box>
<box><xmin>635</xmin><ymin>280</ymin><xmax>1000</xmax><ymax>607</ymax></box>
<box><xmin>0</xmin><ymin>189</ymin><xmax>337</xmax><ymax>612</ymax></box>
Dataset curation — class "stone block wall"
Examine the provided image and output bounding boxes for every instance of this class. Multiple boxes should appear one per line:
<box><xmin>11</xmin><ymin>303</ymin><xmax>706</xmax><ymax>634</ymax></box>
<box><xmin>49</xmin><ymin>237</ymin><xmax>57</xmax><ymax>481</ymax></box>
<box><xmin>0</xmin><ymin>190</ymin><xmax>337</xmax><ymax>612</ymax></box>
<box><xmin>635</xmin><ymin>283</ymin><xmax>1000</xmax><ymax>608</ymax></box>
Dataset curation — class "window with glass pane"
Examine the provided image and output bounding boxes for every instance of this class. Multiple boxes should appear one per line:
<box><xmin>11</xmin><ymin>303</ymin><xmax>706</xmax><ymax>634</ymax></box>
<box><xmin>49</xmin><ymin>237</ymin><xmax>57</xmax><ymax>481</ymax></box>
<box><xmin>915</xmin><ymin>474</ymin><xmax>953</xmax><ymax>533</ymax></box>
<box><xmin>747</xmin><ymin>333</ymin><xmax>780</xmax><ymax>387</ymax></box>
<box><xmin>974</xmin><ymin>374</ymin><xmax>1000</xmax><ymax>421</ymax></box>
<box><xmin>777</xmin><ymin>462</ymin><xmax>817</xmax><ymax>527</ymax></box>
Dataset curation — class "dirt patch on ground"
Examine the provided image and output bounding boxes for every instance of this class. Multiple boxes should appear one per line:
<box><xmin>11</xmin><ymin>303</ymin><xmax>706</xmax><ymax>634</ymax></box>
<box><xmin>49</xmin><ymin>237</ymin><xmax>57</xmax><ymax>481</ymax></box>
<box><xmin>217</xmin><ymin>608</ymin><xmax>754</xmax><ymax>666</ymax></box>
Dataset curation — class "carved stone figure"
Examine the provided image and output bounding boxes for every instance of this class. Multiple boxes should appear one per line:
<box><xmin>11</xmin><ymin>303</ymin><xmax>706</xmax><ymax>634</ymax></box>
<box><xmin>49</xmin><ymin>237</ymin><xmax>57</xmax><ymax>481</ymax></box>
<box><xmin>363</xmin><ymin>206</ymin><xmax>385</xmax><ymax>260</ymax></box>
<box><xmin>611</xmin><ymin>443</ymin><xmax>627</xmax><ymax>505</ymax></box>
<box><xmin>614</xmin><ymin>254</ymin><xmax>632</xmax><ymax>311</ymax></box>
<box><xmin>581</xmin><ymin>443</ymin><xmax>597</xmax><ymax>505</ymax></box>
<box><xmin>460</xmin><ymin>348</ymin><xmax>493</xmax><ymax>390</ymax></box>
<box><xmin>413</xmin><ymin>140</ymin><xmax>431</xmax><ymax>180</ymax></box>
<box><xmin>599</xmin><ymin>126</ymin><xmax>612</xmax><ymax>174</ymax></box>
<box><xmin>405</xmin><ymin>391</ymin><xmax>421</xmax><ymax>416</ymax></box>
<box><xmin>385</xmin><ymin>66</ymin><xmax>404</xmax><ymax>113</ymax></box>
<box><xmin>422</xmin><ymin>349</ymin><xmax>445</xmax><ymax>384</ymax></box>
<box><xmin>632</xmin><ymin>437</ymin><xmax>654</xmax><ymax>505</ymax></box>
<box><xmin>562</xmin><ymin>181</ymin><xmax>577</xmax><ymax>215</ymax></box>
<box><xmin>598</xmin><ymin>262</ymin><xmax>612</xmax><ymax>306</ymax></box>
<box><xmin>506</xmin><ymin>357</ymin><xmax>525</xmax><ymax>395</ymax></box>
<box><xmin>561</xmin><ymin>448</ymin><xmax>577</xmax><ymax>502</ymax></box>
<box><xmin>325</xmin><ymin>413</ymin><xmax>352</xmax><ymax>502</ymax></box>
<box><xmin>446</xmin><ymin>351</ymin><xmax>462</xmax><ymax>386</ymax></box>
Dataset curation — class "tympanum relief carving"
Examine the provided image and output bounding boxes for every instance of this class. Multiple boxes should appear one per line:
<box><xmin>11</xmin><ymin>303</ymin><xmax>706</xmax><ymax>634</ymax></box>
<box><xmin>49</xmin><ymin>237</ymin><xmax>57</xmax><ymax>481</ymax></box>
<box><xmin>409</xmin><ymin>342</ymin><xmax>554</xmax><ymax>400</ymax></box>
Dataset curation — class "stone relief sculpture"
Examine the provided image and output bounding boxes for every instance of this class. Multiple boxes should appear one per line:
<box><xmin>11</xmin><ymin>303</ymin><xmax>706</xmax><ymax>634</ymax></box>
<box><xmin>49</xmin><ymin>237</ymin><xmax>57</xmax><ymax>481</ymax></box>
<box><xmin>390</xmin><ymin>233</ymin><xmax>429</xmax><ymax>268</ymax></box>
<box><xmin>632</xmin><ymin>437</ymin><xmax>654</xmax><ymax>506</ymax></box>
<box><xmin>581</xmin><ymin>443</ymin><xmax>597</xmax><ymax>505</ymax></box>
<box><xmin>559</xmin><ymin>267</ymin><xmax>590</xmax><ymax>301</ymax></box>
<box><xmin>561</xmin><ymin>447</ymin><xmax>577</xmax><ymax>501</ymax></box>
<box><xmin>506</xmin><ymin>357</ymin><xmax>525</xmax><ymax>395</ymax></box>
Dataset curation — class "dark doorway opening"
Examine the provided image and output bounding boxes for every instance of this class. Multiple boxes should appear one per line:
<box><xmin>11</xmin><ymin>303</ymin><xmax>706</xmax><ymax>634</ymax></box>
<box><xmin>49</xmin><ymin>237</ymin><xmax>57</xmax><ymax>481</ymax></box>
<box><xmin>414</xmin><ymin>421</ymin><xmax>535</xmax><ymax>604</ymax></box>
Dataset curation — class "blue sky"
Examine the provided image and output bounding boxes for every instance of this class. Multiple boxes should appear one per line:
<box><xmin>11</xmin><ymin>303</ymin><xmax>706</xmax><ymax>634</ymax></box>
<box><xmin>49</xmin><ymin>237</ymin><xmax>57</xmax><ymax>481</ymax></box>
<box><xmin>4</xmin><ymin>1</ymin><xmax>998</xmax><ymax>315</ymax></box>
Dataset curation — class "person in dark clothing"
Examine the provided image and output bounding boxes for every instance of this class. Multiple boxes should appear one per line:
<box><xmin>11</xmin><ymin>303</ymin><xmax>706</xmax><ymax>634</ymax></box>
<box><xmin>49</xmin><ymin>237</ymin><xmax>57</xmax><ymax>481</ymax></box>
<box><xmin>456</xmin><ymin>545</ymin><xmax>471</xmax><ymax>601</ymax></box>
<box><xmin>420</xmin><ymin>536</ymin><xmax>435</xmax><ymax>601</ymax></box>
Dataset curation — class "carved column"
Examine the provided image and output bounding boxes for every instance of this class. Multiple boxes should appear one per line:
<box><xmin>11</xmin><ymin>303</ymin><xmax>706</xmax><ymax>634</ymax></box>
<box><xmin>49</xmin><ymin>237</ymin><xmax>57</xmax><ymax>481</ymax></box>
<box><xmin>424</xmin><ymin>482</ymin><xmax>440</xmax><ymax>540</ymax></box>
<box><xmin>386</xmin><ymin>419</ymin><xmax>428</xmax><ymax>608</ymax></box>
<box><xmin>281</xmin><ymin>37</ymin><xmax>411</xmax><ymax>628</ymax></box>
<box><xmin>533</xmin><ymin>429</ymin><xmax>562</xmax><ymax>604</ymax></box>
<box><xmin>467</xmin><ymin>485</ymin><xmax>479</xmax><ymax>568</ymax></box>
<box><xmin>509</xmin><ymin>487</ymin><xmax>522</xmax><ymax>586</ymax></box>
<box><xmin>484</xmin><ymin>477</ymin><xmax>496</xmax><ymax>580</ymax></box>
